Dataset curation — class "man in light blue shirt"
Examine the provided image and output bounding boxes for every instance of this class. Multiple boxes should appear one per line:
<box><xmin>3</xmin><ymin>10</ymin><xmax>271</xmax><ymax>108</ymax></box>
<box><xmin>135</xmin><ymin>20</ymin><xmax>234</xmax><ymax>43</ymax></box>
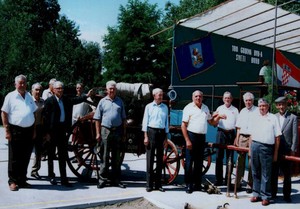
<box><xmin>142</xmin><ymin>88</ymin><xmax>169</xmax><ymax>192</ymax></box>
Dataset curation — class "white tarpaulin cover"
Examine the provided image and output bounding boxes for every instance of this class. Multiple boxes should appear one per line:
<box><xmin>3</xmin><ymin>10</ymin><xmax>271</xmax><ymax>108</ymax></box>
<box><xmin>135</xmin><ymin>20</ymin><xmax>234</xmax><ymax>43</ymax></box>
<box><xmin>178</xmin><ymin>0</ymin><xmax>300</xmax><ymax>55</ymax></box>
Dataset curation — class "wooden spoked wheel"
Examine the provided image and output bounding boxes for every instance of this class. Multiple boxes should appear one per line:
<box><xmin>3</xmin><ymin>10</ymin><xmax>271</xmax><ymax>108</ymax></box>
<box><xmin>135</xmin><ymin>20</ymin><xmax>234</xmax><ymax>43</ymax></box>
<box><xmin>162</xmin><ymin>139</ymin><xmax>180</xmax><ymax>184</ymax></box>
<box><xmin>180</xmin><ymin>147</ymin><xmax>212</xmax><ymax>177</ymax></box>
<box><xmin>66</xmin><ymin>113</ymin><xmax>125</xmax><ymax>181</ymax></box>
<box><xmin>66</xmin><ymin>113</ymin><xmax>99</xmax><ymax>181</ymax></box>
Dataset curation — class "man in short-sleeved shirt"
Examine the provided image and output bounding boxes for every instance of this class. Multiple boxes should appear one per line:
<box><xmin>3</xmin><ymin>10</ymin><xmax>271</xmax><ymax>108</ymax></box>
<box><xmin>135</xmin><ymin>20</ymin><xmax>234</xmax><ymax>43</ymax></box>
<box><xmin>1</xmin><ymin>74</ymin><xmax>37</xmax><ymax>191</ymax></box>
<box><xmin>234</xmin><ymin>92</ymin><xmax>258</xmax><ymax>192</ymax></box>
<box><xmin>181</xmin><ymin>90</ymin><xmax>220</xmax><ymax>194</ymax></box>
<box><xmin>94</xmin><ymin>80</ymin><xmax>126</xmax><ymax>189</ymax></box>
<box><xmin>215</xmin><ymin>91</ymin><xmax>239</xmax><ymax>186</ymax></box>
<box><xmin>249</xmin><ymin>98</ymin><xmax>281</xmax><ymax>206</ymax></box>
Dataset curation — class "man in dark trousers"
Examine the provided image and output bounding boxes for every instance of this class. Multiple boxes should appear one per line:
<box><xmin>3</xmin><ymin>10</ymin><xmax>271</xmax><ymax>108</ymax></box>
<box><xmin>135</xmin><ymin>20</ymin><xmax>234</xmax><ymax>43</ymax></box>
<box><xmin>142</xmin><ymin>88</ymin><xmax>169</xmax><ymax>192</ymax></box>
<box><xmin>272</xmin><ymin>96</ymin><xmax>298</xmax><ymax>202</ymax></box>
<box><xmin>94</xmin><ymin>80</ymin><xmax>127</xmax><ymax>189</ymax></box>
<box><xmin>43</xmin><ymin>81</ymin><xmax>92</xmax><ymax>187</ymax></box>
<box><xmin>1</xmin><ymin>74</ymin><xmax>37</xmax><ymax>191</ymax></box>
<box><xmin>181</xmin><ymin>90</ymin><xmax>220</xmax><ymax>194</ymax></box>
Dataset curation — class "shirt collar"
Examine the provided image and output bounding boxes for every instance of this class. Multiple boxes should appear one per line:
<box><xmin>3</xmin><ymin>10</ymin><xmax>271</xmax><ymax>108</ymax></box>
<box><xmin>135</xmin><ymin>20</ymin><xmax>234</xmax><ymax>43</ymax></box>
<box><xmin>153</xmin><ymin>101</ymin><xmax>162</xmax><ymax>106</ymax></box>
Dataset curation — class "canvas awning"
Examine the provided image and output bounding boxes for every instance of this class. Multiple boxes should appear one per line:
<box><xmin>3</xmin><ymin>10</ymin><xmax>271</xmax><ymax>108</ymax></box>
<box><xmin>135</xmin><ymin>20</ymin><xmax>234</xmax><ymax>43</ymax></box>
<box><xmin>178</xmin><ymin>0</ymin><xmax>300</xmax><ymax>55</ymax></box>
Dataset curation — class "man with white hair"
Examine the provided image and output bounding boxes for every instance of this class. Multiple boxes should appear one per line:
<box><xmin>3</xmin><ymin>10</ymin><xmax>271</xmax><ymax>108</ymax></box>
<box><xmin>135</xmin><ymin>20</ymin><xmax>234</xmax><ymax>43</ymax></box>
<box><xmin>215</xmin><ymin>91</ymin><xmax>239</xmax><ymax>187</ymax></box>
<box><xmin>142</xmin><ymin>88</ymin><xmax>168</xmax><ymax>192</ymax></box>
<box><xmin>30</xmin><ymin>82</ymin><xmax>45</xmax><ymax>180</ymax></box>
<box><xmin>249</xmin><ymin>98</ymin><xmax>281</xmax><ymax>206</ymax></box>
<box><xmin>43</xmin><ymin>81</ymin><xmax>92</xmax><ymax>187</ymax></box>
<box><xmin>234</xmin><ymin>92</ymin><xmax>258</xmax><ymax>193</ymax></box>
<box><xmin>94</xmin><ymin>80</ymin><xmax>127</xmax><ymax>189</ymax></box>
<box><xmin>1</xmin><ymin>74</ymin><xmax>37</xmax><ymax>191</ymax></box>
<box><xmin>181</xmin><ymin>90</ymin><xmax>221</xmax><ymax>194</ymax></box>
<box><xmin>42</xmin><ymin>78</ymin><xmax>56</xmax><ymax>100</ymax></box>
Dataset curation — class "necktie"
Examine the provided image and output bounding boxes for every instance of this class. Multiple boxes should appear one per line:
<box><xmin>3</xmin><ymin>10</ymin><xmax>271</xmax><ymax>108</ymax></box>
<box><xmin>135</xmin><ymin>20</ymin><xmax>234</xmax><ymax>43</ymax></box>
<box><xmin>58</xmin><ymin>99</ymin><xmax>65</xmax><ymax>122</ymax></box>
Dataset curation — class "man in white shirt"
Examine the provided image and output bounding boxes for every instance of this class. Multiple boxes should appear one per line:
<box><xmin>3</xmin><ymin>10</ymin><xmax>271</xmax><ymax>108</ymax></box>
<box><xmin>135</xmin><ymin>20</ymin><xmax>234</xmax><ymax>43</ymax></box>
<box><xmin>215</xmin><ymin>91</ymin><xmax>239</xmax><ymax>187</ymax></box>
<box><xmin>234</xmin><ymin>92</ymin><xmax>258</xmax><ymax>193</ymax></box>
<box><xmin>72</xmin><ymin>83</ymin><xmax>93</xmax><ymax>125</ymax></box>
<box><xmin>42</xmin><ymin>78</ymin><xmax>56</xmax><ymax>100</ymax></box>
<box><xmin>1</xmin><ymin>75</ymin><xmax>37</xmax><ymax>191</ymax></box>
<box><xmin>181</xmin><ymin>90</ymin><xmax>220</xmax><ymax>194</ymax></box>
<box><xmin>249</xmin><ymin>98</ymin><xmax>281</xmax><ymax>206</ymax></box>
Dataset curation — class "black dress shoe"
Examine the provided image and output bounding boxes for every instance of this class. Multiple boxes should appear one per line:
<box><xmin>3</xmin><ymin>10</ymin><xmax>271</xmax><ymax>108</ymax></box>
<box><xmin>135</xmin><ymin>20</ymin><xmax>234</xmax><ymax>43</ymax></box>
<box><xmin>186</xmin><ymin>186</ymin><xmax>193</xmax><ymax>194</ymax></box>
<box><xmin>19</xmin><ymin>182</ymin><xmax>32</xmax><ymax>188</ymax></box>
<box><xmin>97</xmin><ymin>181</ymin><xmax>105</xmax><ymax>189</ymax></box>
<box><xmin>50</xmin><ymin>178</ymin><xmax>57</xmax><ymax>185</ymax></box>
<box><xmin>284</xmin><ymin>197</ymin><xmax>291</xmax><ymax>203</ymax></box>
<box><xmin>99</xmin><ymin>175</ymin><xmax>108</xmax><ymax>181</ymax></box>
<box><xmin>214</xmin><ymin>181</ymin><xmax>223</xmax><ymax>186</ymax></box>
<box><xmin>31</xmin><ymin>173</ymin><xmax>41</xmax><ymax>180</ymax></box>
<box><xmin>246</xmin><ymin>187</ymin><xmax>253</xmax><ymax>194</ymax></box>
<box><xmin>155</xmin><ymin>187</ymin><xmax>165</xmax><ymax>192</ymax></box>
<box><xmin>113</xmin><ymin>182</ymin><xmax>126</xmax><ymax>188</ymax></box>
<box><xmin>61</xmin><ymin>182</ymin><xmax>73</xmax><ymax>187</ymax></box>
<box><xmin>146</xmin><ymin>187</ymin><xmax>152</xmax><ymax>192</ymax></box>
<box><xmin>194</xmin><ymin>185</ymin><xmax>203</xmax><ymax>191</ymax></box>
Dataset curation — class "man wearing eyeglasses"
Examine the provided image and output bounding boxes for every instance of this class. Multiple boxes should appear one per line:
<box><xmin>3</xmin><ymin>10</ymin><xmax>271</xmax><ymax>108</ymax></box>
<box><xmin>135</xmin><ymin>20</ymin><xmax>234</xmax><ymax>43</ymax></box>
<box><xmin>43</xmin><ymin>81</ymin><xmax>92</xmax><ymax>187</ymax></box>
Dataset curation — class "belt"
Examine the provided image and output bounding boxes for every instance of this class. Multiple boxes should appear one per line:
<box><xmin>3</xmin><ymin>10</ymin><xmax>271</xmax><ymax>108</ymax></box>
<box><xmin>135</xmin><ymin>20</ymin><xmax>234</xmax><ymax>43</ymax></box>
<box><xmin>148</xmin><ymin>127</ymin><xmax>165</xmax><ymax>133</ymax></box>
<box><xmin>218</xmin><ymin>127</ymin><xmax>235</xmax><ymax>133</ymax></box>
<box><xmin>187</xmin><ymin>130</ymin><xmax>205</xmax><ymax>135</ymax></box>
<box><xmin>102</xmin><ymin>126</ymin><xmax>120</xmax><ymax>131</ymax></box>
<box><xmin>252</xmin><ymin>140</ymin><xmax>274</xmax><ymax>147</ymax></box>
<box><xmin>9</xmin><ymin>124</ymin><xmax>34</xmax><ymax>130</ymax></box>
<box><xmin>148</xmin><ymin>127</ymin><xmax>164</xmax><ymax>130</ymax></box>
<box><xmin>240</xmin><ymin>133</ymin><xmax>250</xmax><ymax>137</ymax></box>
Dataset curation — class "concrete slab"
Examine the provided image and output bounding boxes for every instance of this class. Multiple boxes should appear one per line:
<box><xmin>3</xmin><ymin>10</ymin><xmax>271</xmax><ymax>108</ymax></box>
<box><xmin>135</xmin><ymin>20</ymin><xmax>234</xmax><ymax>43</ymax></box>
<box><xmin>0</xmin><ymin>127</ymin><xmax>299</xmax><ymax>209</ymax></box>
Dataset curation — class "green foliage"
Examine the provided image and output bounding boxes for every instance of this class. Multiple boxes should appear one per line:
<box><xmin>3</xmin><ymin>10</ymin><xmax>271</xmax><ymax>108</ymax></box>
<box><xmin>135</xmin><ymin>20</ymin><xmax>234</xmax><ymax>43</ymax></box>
<box><xmin>0</xmin><ymin>0</ymin><xmax>101</xmax><ymax>98</ymax></box>
<box><xmin>102</xmin><ymin>0</ymin><xmax>228</xmax><ymax>90</ymax></box>
<box><xmin>102</xmin><ymin>0</ymin><xmax>171</xmax><ymax>89</ymax></box>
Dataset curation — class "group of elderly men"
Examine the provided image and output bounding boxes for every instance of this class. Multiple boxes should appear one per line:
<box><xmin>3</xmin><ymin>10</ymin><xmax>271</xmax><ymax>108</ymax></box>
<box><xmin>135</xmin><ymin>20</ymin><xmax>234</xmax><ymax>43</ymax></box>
<box><xmin>1</xmin><ymin>74</ymin><xmax>298</xmax><ymax>207</ymax></box>
<box><xmin>178</xmin><ymin>90</ymin><xmax>298</xmax><ymax>207</ymax></box>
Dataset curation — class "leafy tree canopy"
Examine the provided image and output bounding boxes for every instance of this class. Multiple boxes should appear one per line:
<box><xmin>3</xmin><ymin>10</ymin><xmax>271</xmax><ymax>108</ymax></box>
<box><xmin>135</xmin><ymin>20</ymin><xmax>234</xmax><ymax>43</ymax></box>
<box><xmin>0</xmin><ymin>0</ymin><xmax>101</xmax><ymax>99</ymax></box>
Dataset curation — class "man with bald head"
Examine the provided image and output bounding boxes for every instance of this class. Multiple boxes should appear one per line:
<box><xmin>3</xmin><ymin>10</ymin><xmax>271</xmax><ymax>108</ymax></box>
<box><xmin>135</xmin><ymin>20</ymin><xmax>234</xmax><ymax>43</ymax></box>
<box><xmin>181</xmin><ymin>90</ymin><xmax>220</xmax><ymax>194</ymax></box>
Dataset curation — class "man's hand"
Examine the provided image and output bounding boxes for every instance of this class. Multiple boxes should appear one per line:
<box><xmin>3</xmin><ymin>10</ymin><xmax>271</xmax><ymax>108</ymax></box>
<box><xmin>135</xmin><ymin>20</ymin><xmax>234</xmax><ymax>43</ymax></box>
<box><xmin>32</xmin><ymin>128</ymin><xmax>37</xmax><ymax>140</ymax></box>
<box><xmin>144</xmin><ymin>136</ymin><xmax>149</xmax><ymax>147</ymax></box>
<box><xmin>234</xmin><ymin>137</ymin><xmax>239</xmax><ymax>146</ymax></box>
<box><xmin>44</xmin><ymin>133</ymin><xmax>51</xmax><ymax>142</ymax></box>
<box><xmin>86</xmin><ymin>89</ymin><xmax>94</xmax><ymax>98</ymax></box>
<box><xmin>163</xmin><ymin>138</ymin><xmax>168</xmax><ymax>148</ymax></box>
<box><xmin>186</xmin><ymin>138</ymin><xmax>192</xmax><ymax>150</ymax></box>
<box><xmin>96</xmin><ymin>133</ymin><xmax>101</xmax><ymax>142</ymax></box>
<box><xmin>5</xmin><ymin>130</ymin><xmax>11</xmax><ymax>141</ymax></box>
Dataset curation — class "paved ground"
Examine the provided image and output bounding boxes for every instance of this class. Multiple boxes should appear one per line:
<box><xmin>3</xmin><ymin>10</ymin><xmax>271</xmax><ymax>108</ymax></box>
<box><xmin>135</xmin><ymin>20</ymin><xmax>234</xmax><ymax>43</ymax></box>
<box><xmin>0</xmin><ymin>127</ymin><xmax>300</xmax><ymax>209</ymax></box>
